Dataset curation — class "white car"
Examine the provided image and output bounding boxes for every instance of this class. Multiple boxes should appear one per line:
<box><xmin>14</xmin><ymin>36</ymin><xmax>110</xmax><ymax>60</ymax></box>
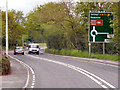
<box><xmin>28</xmin><ymin>43</ymin><xmax>39</xmax><ymax>55</ymax></box>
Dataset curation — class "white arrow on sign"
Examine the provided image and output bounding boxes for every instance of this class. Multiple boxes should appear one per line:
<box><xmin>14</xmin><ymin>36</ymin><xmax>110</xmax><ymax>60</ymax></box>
<box><xmin>91</xmin><ymin>26</ymin><xmax>109</xmax><ymax>42</ymax></box>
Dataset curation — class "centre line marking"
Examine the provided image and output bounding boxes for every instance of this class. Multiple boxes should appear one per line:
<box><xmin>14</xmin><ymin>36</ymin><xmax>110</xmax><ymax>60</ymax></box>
<box><xmin>26</xmin><ymin>54</ymin><xmax>117</xmax><ymax>89</ymax></box>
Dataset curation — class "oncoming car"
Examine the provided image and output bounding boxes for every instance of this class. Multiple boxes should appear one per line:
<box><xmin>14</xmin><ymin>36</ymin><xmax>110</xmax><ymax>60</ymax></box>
<box><xmin>28</xmin><ymin>43</ymin><xmax>39</xmax><ymax>55</ymax></box>
<box><xmin>14</xmin><ymin>47</ymin><xmax>24</xmax><ymax>55</ymax></box>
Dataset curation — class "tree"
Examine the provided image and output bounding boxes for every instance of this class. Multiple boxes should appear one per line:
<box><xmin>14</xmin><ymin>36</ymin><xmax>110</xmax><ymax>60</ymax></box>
<box><xmin>0</xmin><ymin>9</ymin><xmax>2</xmax><ymax>52</ymax></box>
<box><xmin>25</xmin><ymin>2</ymin><xmax>88</xmax><ymax>50</ymax></box>
<box><xmin>75</xmin><ymin>2</ymin><xmax>120</xmax><ymax>54</ymax></box>
<box><xmin>25</xmin><ymin>1</ymin><xmax>119</xmax><ymax>55</ymax></box>
<box><xmin>2</xmin><ymin>10</ymin><xmax>25</xmax><ymax>47</ymax></box>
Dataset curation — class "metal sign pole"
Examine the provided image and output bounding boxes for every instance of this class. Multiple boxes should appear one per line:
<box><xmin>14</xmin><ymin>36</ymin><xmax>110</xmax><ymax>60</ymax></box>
<box><xmin>103</xmin><ymin>43</ymin><xmax>105</xmax><ymax>55</ymax></box>
<box><xmin>89</xmin><ymin>43</ymin><xmax>91</xmax><ymax>56</ymax></box>
<box><xmin>22</xmin><ymin>34</ymin><xmax>23</xmax><ymax>46</ymax></box>
<box><xmin>89</xmin><ymin>45</ymin><xmax>91</xmax><ymax>56</ymax></box>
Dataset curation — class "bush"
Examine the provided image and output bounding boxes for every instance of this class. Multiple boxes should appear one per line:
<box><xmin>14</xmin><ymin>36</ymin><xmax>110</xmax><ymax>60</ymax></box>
<box><xmin>91</xmin><ymin>54</ymin><xmax>118</xmax><ymax>61</ymax></box>
<box><xmin>60</xmin><ymin>49</ymin><xmax>66</xmax><ymax>55</ymax></box>
<box><xmin>71</xmin><ymin>50</ymin><xmax>78</xmax><ymax>56</ymax></box>
<box><xmin>45</xmin><ymin>49</ymin><xmax>118</xmax><ymax>61</ymax></box>
<box><xmin>54</xmin><ymin>49</ymin><xmax>59</xmax><ymax>54</ymax></box>
<box><xmin>0</xmin><ymin>56</ymin><xmax>10</xmax><ymax>75</ymax></box>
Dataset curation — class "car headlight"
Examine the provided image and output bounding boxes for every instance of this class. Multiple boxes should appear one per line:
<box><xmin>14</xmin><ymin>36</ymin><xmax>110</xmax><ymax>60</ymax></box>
<box><xmin>29</xmin><ymin>48</ymin><xmax>32</xmax><ymax>51</ymax></box>
<box><xmin>37</xmin><ymin>49</ymin><xmax>39</xmax><ymax>51</ymax></box>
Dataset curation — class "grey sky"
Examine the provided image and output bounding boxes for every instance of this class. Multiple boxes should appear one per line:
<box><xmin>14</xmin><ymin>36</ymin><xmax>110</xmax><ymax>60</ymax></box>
<box><xmin>0</xmin><ymin>0</ymin><xmax>80</xmax><ymax>16</ymax></box>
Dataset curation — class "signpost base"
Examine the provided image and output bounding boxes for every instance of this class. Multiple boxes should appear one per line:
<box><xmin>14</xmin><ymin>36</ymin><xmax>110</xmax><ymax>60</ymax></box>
<box><xmin>88</xmin><ymin>43</ymin><xmax>91</xmax><ymax>56</ymax></box>
<box><xmin>103</xmin><ymin>43</ymin><xmax>105</xmax><ymax>55</ymax></box>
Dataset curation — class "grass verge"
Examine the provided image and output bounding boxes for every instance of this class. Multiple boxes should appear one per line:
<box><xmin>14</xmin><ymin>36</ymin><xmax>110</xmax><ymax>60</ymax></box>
<box><xmin>38</xmin><ymin>43</ymin><xmax>47</xmax><ymax>47</ymax></box>
<box><xmin>45</xmin><ymin>49</ymin><xmax>119</xmax><ymax>61</ymax></box>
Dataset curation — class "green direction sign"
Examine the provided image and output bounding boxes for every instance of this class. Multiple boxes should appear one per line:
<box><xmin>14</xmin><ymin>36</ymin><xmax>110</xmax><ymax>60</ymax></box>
<box><xmin>89</xmin><ymin>12</ymin><xmax>113</xmax><ymax>43</ymax></box>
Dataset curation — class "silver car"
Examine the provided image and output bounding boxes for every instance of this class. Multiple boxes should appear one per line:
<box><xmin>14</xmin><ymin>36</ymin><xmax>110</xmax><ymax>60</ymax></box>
<box><xmin>14</xmin><ymin>47</ymin><xmax>24</xmax><ymax>55</ymax></box>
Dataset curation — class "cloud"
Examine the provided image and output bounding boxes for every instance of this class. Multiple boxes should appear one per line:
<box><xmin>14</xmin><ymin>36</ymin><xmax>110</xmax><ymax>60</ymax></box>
<box><xmin>0</xmin><ymin>0</ymin><xmax>79</xmax><ymax>16</ymax></box>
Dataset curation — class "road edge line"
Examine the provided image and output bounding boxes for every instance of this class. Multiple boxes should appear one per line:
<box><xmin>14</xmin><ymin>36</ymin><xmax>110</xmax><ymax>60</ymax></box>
<box><xmin>26</xmin><ymin>54</ymin><xmax>117</xmax><ymax>89</ymax></box>
<box><xmin>8</xmin><ymin>55</ymin><xmax>34</xmax><ymax>89</ymax></box>
<box><xmin>47</xmin><ymin>53</ymin><xmax>119</xmax><ymax>67</ymax></box>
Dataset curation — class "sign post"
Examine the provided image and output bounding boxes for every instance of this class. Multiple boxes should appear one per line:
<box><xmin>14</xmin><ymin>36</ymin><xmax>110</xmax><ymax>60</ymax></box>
<box><xmin>103</xmin><ymin>43</ymin><xmax>105</xmax><ymax>55</ymax></box>
<box><xmin>88</xmin><ymin>43</ymin><xmax>91</xmax><ymax>56</ymax></box>
<box><xmin>89</xmin><ymin>12</ymin><xmax>113</xmax><ymax>54</ymax></box>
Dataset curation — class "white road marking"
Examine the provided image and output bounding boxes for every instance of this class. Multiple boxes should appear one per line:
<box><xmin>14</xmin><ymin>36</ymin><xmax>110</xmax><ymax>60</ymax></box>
<box><xmin>33</xmin><ymin>78</ymin><xmax>35</xmax><ymax>81</ymax></box>
<box><xmin>101</xmin><ymin>85</ymin><xmax>108</xmax><ymax>89</ymax></box>
<box><xmin>26</xmin><ymin>54</ymin><xmax>117</xmax><ymax>89</ymax></box>
<box><xmin>31</xmin><ymin>86</ymin><xmax>34</xmax><ymax>88</ymax></box>
<box><xmin>8</xmin><ymin>55</ymin><xmax>36</xmax><ymax>89</ymax></box>
<box><xmin>32</xmin><ymin>83</ymin><xmax>35</xmax><ymax>86</ymax></box>
<box><xmin>48</xmin><ymin>54</ymin><xmax>118</xmax><ymax>68</ymax></box>
<box><xmin>32</xmin><ymin>80</ymin><xmax>35</xmax><ymax>83</ymax></box>
<box><xmin>33</xmin><ymin>75</ymin><xmax>35</xmax><ymax>79</ymax></box>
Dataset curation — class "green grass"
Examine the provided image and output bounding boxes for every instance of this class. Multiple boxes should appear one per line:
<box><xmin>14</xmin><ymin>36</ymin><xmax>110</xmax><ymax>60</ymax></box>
<box><xmin>38</xmin><ymin>43</ymin><xmax>47</xmax><ymax>47</ymax></box>
<box><xmin>45</xmin><ymin>49</ymin><xmax>119</xmax><ymax>61</ymax></box>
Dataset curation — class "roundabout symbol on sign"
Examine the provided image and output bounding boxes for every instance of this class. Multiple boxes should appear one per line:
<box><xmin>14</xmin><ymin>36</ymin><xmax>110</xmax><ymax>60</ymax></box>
<box><xmin>91</xmin><ymin>26</ymin><xmax>109</xmax><ymax>42</ymax></box>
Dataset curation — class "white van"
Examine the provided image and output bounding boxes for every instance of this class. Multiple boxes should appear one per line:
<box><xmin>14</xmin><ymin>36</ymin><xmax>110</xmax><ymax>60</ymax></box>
<box><xmin>28</xmin><ymin>43</ymin><xmax>39</xmax><ymax>54</ymax></box>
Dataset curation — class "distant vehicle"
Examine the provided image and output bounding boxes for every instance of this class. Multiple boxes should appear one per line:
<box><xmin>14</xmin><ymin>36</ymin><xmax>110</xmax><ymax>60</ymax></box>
<box><xmin>28</xmin><ymin>43</ymin><xmax>39</xmax><ymax>55</ymax></box>
<box><xmin>14</xmin><ymin>47</ymin><xmax>24</xmax><ymax>55</ymax></box>
<box><xmin>40</xmin><ymin>46</ymin><xmax>47</xmax><ymax>50</ymax></box>
<box><xmin>39</xmin><ymin>49</ymin><xmax>44</xmax><ymax>54</ymax></box>
<box><xmin>39</xmin><ymin>46</ymin><xmax>47</xmax><ymax>54</ymax></box>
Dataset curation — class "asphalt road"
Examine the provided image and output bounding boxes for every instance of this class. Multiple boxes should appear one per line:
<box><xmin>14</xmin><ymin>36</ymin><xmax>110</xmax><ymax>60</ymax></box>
<box><xmin>8</xmin><ymin>51</ymin><xmax>118</xmax><ymax>89</ymax></box>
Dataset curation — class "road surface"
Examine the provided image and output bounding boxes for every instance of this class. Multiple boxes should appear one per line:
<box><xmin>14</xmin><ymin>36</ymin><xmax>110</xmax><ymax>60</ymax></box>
<box><xmin>8</xmin><ymin>51</ymin><xmax>118</xmax><ymax>89</ymax></box>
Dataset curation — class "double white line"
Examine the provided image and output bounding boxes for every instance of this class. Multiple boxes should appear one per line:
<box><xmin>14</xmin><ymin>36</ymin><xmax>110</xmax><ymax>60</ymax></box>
<box><xmin>26</xmin><ymin>54</ymin><xmax>117</xmax><ymax>90</ymax></box>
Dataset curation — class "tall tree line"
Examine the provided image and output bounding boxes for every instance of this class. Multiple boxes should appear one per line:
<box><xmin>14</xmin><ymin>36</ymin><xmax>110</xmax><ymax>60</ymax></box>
<box><xmin>25</xmin><ymin>1</ymin><xmax>119</xmax><ymax>54</ymax></box>
<box><xmin>0</xmin><ymin>10</ymin><xmax>1</xmax><ymax>34</ymax></box>
<box><xmin>2</xmin><ymin>10</ymin><xmax>25</xmax><ymax>47</ymax></box>
<box><xmin>1</xmin><ymin>1</ymin><xmax>119</xmax><ymax>55</ymax></box>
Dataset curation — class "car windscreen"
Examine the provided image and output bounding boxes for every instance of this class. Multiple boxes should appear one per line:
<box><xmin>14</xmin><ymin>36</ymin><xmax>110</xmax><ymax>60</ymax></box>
<box><xmin>16</xmin><ymin>47</ymin><xmax>23</xmax><ymax>49</ymax></box>
<box><xmin>29</xmin><ymin>45</ymin><xmax>39</xmax><ymax>48</ymax></box>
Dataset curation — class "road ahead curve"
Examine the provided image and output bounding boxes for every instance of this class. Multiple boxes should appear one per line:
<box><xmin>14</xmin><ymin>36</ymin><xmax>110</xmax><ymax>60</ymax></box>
<box><xmin>9</xmin><ymin>51</ymin><xmax>118</xmax><ymax>89</ymax></box>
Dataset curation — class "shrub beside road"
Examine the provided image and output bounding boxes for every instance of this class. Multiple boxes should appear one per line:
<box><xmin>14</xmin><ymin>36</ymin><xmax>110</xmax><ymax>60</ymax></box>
<box><xmin>0</xmin><ymin>56</ymin><xmax>10</xmax><ymax>75</ymax></box>
<box><xmin>45</xmin><ymin>49</ymin><xmax>119</xmax><ymax>61</ymax></box>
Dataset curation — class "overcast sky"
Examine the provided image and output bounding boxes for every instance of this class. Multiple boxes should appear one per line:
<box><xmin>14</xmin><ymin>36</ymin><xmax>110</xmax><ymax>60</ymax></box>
<box><xmin>0</xmin><ymin>0</ymin><xmax>80</xmax><ymax>16</ymax></box>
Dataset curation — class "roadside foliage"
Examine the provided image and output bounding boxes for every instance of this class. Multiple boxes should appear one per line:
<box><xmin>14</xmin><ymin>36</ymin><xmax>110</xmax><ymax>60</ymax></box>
<box><xmin>2</xmin><ymin>10</ymin><xmax>25</xmax><ymax>48</ymax></box>
<box><xmin>0</xmin><ymin>56</ymin><xmax>10</xmax><ymax>75</ymax></box>
<box><xmin>25</xmin><ymin>1</ymin><xmax>120</xmax><ymax>56</ymax></box>
<box><xmin>0</xmin><ymin>9</ymin><xmax>2</xmax><ymax>75</ymax></box>
<box><xmin>1</xmin><ymin>1</ymin><xmax>120</xmax><ymax>59</ymax></box>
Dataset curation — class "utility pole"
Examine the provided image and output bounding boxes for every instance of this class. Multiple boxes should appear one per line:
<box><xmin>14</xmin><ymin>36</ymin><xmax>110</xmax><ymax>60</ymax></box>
<box><xmin>22</xmin><ymin>34</ymin><xmax>24</xmax><ymax>46</ymax></box>
<box><xmin>27</xmin><ymin>30</ymin><xmax>28</xmax><ymax>44</ymax></box>
<box><xmin>6</xmin><ymin>0</ymin><xmax>8</xmax><ymax>56</ymax></box>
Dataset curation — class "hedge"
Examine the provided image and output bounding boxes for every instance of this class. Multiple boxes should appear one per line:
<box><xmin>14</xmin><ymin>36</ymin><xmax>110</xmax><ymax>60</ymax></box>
<box><xmin>0</xmin><ymin>56</ymin><xmax>10</xmax><ymax>75</ymax></box>
<box><xmin>45</xmin><ymin>49</ymin><xmax>119</xmax><ymax>61</ymax></box>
